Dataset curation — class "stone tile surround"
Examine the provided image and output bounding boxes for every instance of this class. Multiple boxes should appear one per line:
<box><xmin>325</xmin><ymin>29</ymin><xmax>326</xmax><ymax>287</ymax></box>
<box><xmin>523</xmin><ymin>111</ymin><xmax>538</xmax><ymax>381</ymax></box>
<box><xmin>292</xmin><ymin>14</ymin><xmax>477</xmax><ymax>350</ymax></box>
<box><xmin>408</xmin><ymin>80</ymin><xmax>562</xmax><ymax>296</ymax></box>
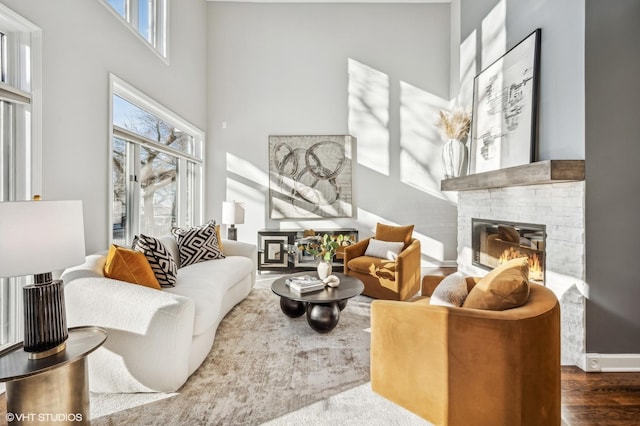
<box><xmin>455</xmin><ymin>181</ymin><xmax>586</xmax><ymax>365</ymax></box>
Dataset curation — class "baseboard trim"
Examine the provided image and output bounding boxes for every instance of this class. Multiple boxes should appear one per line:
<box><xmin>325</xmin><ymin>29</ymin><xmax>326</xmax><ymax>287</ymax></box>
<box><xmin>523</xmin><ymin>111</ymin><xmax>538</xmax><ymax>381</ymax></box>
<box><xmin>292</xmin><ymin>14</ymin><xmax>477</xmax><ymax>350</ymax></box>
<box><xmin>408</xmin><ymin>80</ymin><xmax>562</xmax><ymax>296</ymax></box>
<box><xmin>578</xmin><ymin>353</ymin><xmax>640</xmax><ymax>372</ymax></box>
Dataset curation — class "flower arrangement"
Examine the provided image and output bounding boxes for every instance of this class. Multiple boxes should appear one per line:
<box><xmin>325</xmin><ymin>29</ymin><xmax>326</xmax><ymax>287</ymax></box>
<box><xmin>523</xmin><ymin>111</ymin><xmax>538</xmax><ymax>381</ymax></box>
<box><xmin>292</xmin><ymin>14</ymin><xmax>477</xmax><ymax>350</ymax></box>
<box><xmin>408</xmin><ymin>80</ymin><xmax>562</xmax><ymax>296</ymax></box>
<box><xmin>435</xmin><ymin>107</ymin><xmax>471</xmax><ymax>141</ymax></box>
<box><xmin>304</xmin><ymin>234</ymin><xmax>349</xmax><ymax>261</ymax></box>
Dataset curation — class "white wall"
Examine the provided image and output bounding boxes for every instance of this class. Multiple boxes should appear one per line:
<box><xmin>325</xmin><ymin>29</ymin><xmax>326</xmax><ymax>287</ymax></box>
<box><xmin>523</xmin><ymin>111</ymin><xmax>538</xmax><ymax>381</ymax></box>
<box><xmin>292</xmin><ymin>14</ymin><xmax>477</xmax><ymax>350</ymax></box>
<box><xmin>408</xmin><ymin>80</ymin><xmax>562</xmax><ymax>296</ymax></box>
<box><xmin>207</xmin><ymin>2</ymin><xmax>458</xmax><ymax>265</ymax></box>
<box><xmin>1</xmin><ymin>0</ymin><xmax>208</xmax><ymax>254</ymax></box>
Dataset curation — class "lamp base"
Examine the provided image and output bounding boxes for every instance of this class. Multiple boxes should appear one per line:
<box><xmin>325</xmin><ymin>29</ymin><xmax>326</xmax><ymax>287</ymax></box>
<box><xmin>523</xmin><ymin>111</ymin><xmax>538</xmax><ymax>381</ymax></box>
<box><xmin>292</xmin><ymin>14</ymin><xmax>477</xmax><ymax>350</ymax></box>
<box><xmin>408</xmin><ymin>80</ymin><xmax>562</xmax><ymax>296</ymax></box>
<box><xmin>23</xmin><ymin>277</ymin><xmax>68</xmax><ymax>356</ymax></box>
<box><xmin>227</xmin><ymin>224</ymin><xmax>238</xmax><ymax>241</ymax></box>
<box><xmin>28</xmin><ymin>342</ymin><xmax>67</xmax><ymax>360</ymax></box>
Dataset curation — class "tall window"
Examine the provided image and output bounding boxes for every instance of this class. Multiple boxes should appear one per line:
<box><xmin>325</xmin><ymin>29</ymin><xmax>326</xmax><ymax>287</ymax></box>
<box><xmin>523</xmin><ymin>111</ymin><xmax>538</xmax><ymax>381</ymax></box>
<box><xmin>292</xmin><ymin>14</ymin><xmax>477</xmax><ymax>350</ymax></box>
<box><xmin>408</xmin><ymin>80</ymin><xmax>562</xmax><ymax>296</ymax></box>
<box><xmin>0</xmin><ymin>5</ymin><xmax>42</xmax><ymax>350</ymax></box>
<box><xmin>111</xmin><ymin>75</ymin><xmax>203</xmax><ymax>246</ymax></box>
<box><xmin>101</xmin><ymin>0</ymin><xmax>167</xmax><ymax>58</ymax></box>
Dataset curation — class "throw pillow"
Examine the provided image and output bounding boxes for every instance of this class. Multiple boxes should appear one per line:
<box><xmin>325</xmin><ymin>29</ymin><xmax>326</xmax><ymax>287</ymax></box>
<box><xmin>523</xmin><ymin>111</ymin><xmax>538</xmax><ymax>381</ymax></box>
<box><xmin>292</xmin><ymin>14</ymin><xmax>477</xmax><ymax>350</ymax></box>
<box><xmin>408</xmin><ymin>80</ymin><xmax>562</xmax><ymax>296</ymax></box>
<box><xmin>104</xmin><ymin>245</ymin><xmax>161</xmax><ymax>290</ymax></box>
<box><xmin>429</xmin><ymin>272</ymin><xmax>468</xmax><ymax>307</ymax></box>
<box><xmin>462</xmin><ymin>257</ymin><xmax>530</xmax><ymax>310</ymax></box>
<box><xmin>171</xmin><ymin>221</ymin><xmax>225</xmax><ymax>268</ymax></box>
<box><xmin>375</xmin><ymin>223</ymin><xmax>414</xmax><ymax>248</ymax></box>
<box><xmin>364</xmin><ymin>238</ymin><xmax>404</xmax><ymax>260</ymax></box>
<box><xmin>132</xmin><ymin>234</ymin><xmax>178</xmax><ymax>288</ymax></box>
<box><xmin>215</xmin><ymin>223</ymin><xmax>224</xmax><ymax>253</ymax></box>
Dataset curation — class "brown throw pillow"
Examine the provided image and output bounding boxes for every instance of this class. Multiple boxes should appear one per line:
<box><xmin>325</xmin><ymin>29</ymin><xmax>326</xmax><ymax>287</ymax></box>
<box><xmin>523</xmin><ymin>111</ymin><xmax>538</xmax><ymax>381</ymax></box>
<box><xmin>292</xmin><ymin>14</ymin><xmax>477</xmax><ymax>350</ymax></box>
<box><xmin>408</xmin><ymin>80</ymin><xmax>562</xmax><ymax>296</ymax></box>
<box><xmin>104</xmin><ymin>245</ymin><xmax>161</xmax><ymax>290</ymax></box>
<box><xmin>462</xmin><ymin>257</ymin><xmax>530</xmax><ymax>310</ymax></box>
<box><xmin>375</xmin><ymin>223</ymin><xmax>414</xmax><ymax>248</ymax></box>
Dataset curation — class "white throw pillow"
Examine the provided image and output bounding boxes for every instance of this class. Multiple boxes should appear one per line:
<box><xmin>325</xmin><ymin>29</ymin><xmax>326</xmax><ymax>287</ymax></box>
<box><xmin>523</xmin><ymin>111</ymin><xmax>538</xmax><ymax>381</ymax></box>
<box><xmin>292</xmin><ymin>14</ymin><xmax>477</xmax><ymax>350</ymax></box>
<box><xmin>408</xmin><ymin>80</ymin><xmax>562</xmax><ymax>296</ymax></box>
<box><xmin>430</xmin><ymin>272</ymin><xmax>468</xmax><ymax>307</ymax></box>
<box><xmin>364</xmin><ymin>238</ymin><xmax>404</xmax><ymax>260</ymax></box>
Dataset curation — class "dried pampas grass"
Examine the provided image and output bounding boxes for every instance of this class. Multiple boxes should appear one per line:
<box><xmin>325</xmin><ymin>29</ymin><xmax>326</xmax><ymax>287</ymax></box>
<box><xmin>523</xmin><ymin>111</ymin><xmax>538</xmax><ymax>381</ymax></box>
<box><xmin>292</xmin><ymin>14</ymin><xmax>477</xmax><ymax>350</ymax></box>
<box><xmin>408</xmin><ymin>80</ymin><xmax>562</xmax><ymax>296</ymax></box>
<box><xmin>436</xmin><ymin>107</ymin><xmax>471</xmax><ymax>140</ymax></box>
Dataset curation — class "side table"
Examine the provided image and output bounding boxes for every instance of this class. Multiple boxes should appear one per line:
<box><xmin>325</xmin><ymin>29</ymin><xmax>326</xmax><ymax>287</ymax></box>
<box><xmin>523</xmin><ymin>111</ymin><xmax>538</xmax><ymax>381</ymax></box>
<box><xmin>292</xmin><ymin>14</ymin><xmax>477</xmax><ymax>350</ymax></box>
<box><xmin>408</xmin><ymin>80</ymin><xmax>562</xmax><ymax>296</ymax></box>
<box><xmin>0</xmin><ymin>326</ymin><xmax>107</xmax><ymax>425</ymax></box>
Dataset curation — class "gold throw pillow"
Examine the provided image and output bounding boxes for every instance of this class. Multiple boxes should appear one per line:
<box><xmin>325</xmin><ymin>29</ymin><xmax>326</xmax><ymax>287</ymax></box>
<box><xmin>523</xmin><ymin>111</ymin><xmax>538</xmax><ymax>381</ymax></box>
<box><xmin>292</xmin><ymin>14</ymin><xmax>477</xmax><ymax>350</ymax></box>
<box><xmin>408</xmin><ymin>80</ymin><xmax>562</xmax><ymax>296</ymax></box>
<box><xmin>104</xmin><ymin>245</ymin><xmax>161</xmax><ymax>290</ymax></box>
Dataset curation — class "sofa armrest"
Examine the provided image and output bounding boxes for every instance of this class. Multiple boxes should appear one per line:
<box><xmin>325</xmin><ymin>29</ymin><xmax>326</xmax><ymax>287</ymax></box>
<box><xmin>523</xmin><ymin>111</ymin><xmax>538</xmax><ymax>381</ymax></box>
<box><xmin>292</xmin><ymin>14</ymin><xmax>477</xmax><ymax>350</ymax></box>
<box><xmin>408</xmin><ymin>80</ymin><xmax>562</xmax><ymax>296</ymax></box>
<box><xmin>64</xmin><ymin>276</ymin><xmax>195</xmax><ymax>392</ymax></box>
<box><xmin>421</xmin><ymin>275</ymin><xmax>445</xmax><ymax>297</ymax></box>
<box><xmin>343</xmin><ymin>238</ymin><xmax>371</xmax><ymax>274</ymax></box>
<box><xmin>222</xmin><ymin>240</ymin><xmax>257</xmax><ymax>282</ymax></box>
<box><xmin>421</xmin><ymin>275</ymin><xmax>482</xmax><ymax>297</ymax></box>
<box><xmin>395</xmin><ymin>239</ymin><xmax>421</xmax><ymax>299</ymax></box>
<box><xmin>222</xmin><ymin>239</ymin><xmax>256</xmax><ymax>260</ymax></box>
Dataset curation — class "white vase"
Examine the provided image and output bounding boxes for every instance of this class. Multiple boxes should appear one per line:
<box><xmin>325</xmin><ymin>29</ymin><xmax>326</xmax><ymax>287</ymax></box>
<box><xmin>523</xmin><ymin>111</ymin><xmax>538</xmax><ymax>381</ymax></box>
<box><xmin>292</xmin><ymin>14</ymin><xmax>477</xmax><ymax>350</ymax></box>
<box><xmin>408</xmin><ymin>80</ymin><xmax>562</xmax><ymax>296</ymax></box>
<box><xmin>316</xmin><ymin>259</ymin><xmax>332</xmax><ymax>280</ymax></box>
<box><xmin>442</xmin><ymin>138</ymin><xmax>466</xmax><ymax>179</ymax></box>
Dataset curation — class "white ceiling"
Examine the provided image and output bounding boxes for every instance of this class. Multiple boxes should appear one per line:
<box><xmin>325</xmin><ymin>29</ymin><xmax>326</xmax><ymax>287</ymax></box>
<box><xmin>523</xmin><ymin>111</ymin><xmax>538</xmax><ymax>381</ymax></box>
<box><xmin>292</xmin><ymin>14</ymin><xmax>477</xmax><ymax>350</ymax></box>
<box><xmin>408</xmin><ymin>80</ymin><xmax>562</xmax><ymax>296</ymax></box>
<box><xmin>206</xmin><ymin>0</ymin><xmax>450</xmax><ymax>3</ymax></box>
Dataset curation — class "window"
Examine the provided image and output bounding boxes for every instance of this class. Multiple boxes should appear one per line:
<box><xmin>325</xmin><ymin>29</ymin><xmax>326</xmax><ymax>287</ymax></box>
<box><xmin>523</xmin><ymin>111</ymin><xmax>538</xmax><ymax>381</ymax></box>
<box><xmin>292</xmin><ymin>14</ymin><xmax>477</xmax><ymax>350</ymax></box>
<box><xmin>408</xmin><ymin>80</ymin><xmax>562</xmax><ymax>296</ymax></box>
<box><xmin>102</xmin><ymin>0</ymin><xmax>167</xmax><ymax>59</ymax></box>
<box><xmin>110</xmin><ymin>75</ymin><xmax>204</xmax><ymax>246</ymax></box>
<box><xmin>0</xmin><ymin>5</ymin><xmax>42</xmax><ymax>350</ymax></box>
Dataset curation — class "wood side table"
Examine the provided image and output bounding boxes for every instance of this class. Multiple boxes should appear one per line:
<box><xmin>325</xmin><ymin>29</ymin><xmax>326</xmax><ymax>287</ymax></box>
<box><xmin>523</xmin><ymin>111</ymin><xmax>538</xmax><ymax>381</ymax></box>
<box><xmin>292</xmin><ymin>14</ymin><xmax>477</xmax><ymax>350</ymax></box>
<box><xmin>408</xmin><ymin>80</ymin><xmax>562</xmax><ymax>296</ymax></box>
<box><xmin>0</xmin><ymin>326</ymin><xmax>107</xmax><ymax>425</ymax></box>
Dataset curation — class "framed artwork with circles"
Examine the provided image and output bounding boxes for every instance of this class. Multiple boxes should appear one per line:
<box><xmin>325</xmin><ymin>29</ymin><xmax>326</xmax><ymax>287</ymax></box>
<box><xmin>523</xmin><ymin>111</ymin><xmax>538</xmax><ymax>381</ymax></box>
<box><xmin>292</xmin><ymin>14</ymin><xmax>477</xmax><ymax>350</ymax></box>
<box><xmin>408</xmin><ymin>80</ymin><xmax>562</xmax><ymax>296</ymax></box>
<box><xmin>268</xmin><ymin>135</ymin><xmax>355</xmax><ymax>219</ymax></box>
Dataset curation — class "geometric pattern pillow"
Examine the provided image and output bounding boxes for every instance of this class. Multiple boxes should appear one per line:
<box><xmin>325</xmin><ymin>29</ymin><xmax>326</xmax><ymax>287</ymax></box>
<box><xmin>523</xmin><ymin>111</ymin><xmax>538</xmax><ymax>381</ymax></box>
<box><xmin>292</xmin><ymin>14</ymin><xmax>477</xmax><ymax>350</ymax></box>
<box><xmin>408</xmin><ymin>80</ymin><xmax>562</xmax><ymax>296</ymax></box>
<box><xmin>132</xmin><ymin>234</ymin><xmax>178</xmax><ymax>287</ymax></box>
<box><xmin>171</xmin><ymin>221</ymin><xmax>225</xmax><ymax>268</ymax></box>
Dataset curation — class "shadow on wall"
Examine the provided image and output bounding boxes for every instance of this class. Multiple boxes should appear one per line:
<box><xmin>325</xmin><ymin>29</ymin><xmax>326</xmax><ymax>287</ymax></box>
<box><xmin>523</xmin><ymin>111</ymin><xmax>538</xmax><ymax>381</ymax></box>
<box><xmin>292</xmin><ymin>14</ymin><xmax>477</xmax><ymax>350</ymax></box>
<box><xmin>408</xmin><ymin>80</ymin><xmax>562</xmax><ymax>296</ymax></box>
<box><xmin>221</xmin><ymin>56</ymin><xmax>461</xmax><ymax>263</ymax></box>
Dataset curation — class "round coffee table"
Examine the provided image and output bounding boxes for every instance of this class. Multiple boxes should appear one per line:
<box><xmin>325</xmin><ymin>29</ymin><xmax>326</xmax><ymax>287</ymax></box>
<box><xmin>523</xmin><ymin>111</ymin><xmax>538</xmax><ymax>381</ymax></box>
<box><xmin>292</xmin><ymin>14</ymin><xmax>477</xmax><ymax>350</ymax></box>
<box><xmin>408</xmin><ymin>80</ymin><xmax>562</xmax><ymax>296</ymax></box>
<box><xmin>271</xmin><ymin>272</ymin><xmax>364</xmax><ymax>333</ymax></box>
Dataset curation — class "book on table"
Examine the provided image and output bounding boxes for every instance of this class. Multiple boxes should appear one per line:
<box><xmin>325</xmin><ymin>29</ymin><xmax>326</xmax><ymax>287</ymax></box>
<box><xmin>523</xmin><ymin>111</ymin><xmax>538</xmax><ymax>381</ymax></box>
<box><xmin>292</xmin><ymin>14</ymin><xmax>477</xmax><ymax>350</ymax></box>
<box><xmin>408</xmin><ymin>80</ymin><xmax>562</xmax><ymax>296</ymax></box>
<box><xmin>286</xmin><ymin>275</ymin><xmax>326</xmax><ymax>293</ymax></box>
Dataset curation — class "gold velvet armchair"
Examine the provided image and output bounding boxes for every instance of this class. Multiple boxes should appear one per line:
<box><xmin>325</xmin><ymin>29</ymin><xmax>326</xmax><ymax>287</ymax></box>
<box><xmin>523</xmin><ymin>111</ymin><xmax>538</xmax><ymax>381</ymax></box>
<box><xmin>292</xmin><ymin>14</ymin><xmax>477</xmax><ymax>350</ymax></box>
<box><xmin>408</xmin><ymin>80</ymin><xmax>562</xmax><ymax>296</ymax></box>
<box><xmin>370</xmin><ymin>275</ymin><xmax>561</xmax><ymax>426</ymax></box>
<box><xmin>343</xmin><ymin>223</ymin><xmax>421</xmax><ymax>301</ymax></box>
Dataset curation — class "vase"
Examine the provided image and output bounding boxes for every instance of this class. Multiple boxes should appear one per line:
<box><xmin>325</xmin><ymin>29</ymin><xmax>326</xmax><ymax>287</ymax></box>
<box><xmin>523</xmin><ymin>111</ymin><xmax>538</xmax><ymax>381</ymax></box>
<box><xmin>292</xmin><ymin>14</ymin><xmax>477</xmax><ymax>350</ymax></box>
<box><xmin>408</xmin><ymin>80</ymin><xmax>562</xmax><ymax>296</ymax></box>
<box><xmin>441</xmin><ymin>138</ymin><xmax>466</xmax><ymax>179</ymax></box>
<box><xmin>316</xmin><ymin>259</ymin><xmax>332</xmax><ymax>280</ymax></box>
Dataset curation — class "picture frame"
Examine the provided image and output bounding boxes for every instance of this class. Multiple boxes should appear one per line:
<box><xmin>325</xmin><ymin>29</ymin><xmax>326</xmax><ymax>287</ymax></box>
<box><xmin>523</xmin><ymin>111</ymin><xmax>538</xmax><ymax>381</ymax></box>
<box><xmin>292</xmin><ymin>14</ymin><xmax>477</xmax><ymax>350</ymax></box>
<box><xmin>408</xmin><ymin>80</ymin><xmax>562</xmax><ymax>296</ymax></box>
<box><xmin>469</xmin><ymin>28</ymin><xmax>541</xmax><ymax>174</ymax></box>
<box><xmin>268</xmin><ymin>135</ymin><xmax>354</xmax><ymax>219</ymax></box>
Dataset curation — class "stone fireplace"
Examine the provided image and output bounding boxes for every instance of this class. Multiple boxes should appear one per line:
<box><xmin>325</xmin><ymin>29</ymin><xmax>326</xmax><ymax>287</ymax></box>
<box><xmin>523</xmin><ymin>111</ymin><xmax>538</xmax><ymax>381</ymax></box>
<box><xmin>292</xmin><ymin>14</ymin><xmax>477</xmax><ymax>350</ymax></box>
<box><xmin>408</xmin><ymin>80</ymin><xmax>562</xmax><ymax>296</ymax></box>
<box><xmin>444</xmin><ymin>161</ymin><xmax>586</xmax><ymax>366</ymax></box>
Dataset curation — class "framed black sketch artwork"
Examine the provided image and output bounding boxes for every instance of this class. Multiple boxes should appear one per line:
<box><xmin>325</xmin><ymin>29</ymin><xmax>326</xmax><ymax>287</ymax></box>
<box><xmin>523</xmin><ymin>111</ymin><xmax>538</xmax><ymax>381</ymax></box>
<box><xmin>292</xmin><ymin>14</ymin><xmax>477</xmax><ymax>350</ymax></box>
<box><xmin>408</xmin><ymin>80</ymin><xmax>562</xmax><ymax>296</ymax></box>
<box><xmin>469</xmin><ymin>28</ymin><xmax>541</xmax><ymax>174</ymax></box>
<box><xmin>268</xmin><ymin>135</ymin><xmax>354</xmax><ymax>219</ymax></box>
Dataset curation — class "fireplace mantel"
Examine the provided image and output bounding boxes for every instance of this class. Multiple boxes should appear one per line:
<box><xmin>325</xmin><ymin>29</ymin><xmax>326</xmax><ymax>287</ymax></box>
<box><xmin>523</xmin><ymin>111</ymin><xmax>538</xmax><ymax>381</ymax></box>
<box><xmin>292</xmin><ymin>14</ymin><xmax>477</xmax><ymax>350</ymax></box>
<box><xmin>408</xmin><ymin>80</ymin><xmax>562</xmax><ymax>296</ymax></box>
<box><xmin>441</xmin><ymin>160</ymin><xmax>585</xmax><ymax>191</ymax></box>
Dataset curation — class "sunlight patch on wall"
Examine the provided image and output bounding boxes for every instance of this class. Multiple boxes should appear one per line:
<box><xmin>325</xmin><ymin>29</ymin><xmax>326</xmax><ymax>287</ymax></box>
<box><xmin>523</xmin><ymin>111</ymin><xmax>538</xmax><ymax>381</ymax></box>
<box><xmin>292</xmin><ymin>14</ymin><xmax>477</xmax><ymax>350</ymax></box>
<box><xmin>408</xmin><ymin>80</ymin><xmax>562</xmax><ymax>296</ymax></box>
<box><xmin>481</xmin><ymin>0</ymin><xmax>506</xmax><ymax>69</ymax></box>
<box><xmin>458</xmin><ymin>29</ymin><xmax>477</xmax><ymax>107</ymax></box>
<box><xmin>226</xmin><ymin>152</ymin><xmax>269</xmax><ymax>188</ymax></box>
<box><xmin>357</xmin><ymin>207</ymin><xmax>445</xmax><ymax>265</ymax></box>
<box><xmin>347</xmin><ymin>58</ymin><xmax>390</xmax><ymax>176</ymax></box>
<box><xmin>398</xmin><ymin>80</ymin><xmax>449</xmax><ymax>200</ymax></box>
<box><xmin>225</xmin><ymin>177</ymin><xmax>264</xmax><ymax>242</ymax></box>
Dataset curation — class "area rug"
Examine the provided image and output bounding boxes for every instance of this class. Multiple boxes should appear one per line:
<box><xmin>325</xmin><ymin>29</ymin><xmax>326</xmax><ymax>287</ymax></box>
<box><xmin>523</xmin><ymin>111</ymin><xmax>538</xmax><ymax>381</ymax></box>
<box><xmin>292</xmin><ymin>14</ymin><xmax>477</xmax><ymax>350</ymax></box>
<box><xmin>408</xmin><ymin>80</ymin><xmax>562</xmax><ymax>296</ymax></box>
<box><xmin>90</xmin><ymin>285</ymin><xmax>428</xmax><ymax>425</ymax></box>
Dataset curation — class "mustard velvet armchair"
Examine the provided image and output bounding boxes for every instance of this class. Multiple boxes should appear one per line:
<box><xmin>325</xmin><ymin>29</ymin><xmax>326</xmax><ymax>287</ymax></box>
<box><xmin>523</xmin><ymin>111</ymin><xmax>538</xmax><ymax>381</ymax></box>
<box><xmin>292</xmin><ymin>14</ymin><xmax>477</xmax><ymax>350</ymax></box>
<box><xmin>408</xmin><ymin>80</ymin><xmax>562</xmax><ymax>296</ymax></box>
<box><xmin>370</xmin><ymin>276</ymin><xmax>561</xmax><ymax>426</ymax></box>
<box><xmin>343</xmin><ymin>225</ymin><xmax>421</xmax><ymax>301</ymax></box>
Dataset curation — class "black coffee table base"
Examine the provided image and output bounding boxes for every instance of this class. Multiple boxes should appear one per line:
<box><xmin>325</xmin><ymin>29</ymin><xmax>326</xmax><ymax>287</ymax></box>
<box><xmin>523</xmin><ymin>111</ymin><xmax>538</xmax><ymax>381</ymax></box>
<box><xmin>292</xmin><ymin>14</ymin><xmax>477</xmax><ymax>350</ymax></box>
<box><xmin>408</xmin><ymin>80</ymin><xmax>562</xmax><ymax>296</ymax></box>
<box><xmin>279</xmin><ymin>298</ymin><xmax>349</xmax><ymax>333</ymax></box>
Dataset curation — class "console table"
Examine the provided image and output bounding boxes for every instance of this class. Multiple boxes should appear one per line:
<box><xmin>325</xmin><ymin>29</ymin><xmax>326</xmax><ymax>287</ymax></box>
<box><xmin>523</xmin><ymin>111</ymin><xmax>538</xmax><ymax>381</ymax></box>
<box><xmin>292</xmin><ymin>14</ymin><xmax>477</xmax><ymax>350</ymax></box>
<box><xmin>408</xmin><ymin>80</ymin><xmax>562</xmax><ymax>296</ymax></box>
<box><xmin>258</xmin><ymin>228</ymin><xmax>358</xmax><ymax>273</ymax></box>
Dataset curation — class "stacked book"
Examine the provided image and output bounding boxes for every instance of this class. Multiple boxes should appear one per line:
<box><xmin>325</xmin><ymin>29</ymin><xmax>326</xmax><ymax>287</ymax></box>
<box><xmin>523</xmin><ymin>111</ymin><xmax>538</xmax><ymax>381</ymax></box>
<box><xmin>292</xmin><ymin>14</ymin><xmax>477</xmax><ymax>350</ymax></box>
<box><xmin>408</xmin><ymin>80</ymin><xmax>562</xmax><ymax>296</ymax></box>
<box><xmin>286</xmin><ymin>275</ymin><xmax>326</xmax><ymax>294</ymax></box>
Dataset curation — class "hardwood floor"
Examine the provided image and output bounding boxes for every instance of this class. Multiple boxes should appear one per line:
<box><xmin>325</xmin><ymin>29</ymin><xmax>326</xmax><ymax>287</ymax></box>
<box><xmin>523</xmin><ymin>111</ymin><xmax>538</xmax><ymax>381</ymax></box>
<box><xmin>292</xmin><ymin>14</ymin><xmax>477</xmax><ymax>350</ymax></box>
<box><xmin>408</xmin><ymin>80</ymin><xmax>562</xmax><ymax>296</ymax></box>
<box><xmin>1</xmin><ymin>366</ymin><xmax>639</xmax><ymax>424</ymax></box>
<box><xmin>561</xmin><ymin>366</ymin><xmax>640</xmax><ymax>425</ymax></box>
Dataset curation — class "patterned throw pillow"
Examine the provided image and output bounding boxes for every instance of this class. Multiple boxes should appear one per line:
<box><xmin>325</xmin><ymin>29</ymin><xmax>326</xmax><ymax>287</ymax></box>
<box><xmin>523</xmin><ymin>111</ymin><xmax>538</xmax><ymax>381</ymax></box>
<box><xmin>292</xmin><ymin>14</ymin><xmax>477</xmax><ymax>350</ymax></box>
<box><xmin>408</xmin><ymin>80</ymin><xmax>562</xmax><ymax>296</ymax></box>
<box><xmin>132</xmin><ymin>234</ymin><xmax>178</xmax><ymax>287</ymax></box>
<box><xmin>171</xmin><ymin>221</ymin><xmax>225</xmax><ymax>268</ymax></box>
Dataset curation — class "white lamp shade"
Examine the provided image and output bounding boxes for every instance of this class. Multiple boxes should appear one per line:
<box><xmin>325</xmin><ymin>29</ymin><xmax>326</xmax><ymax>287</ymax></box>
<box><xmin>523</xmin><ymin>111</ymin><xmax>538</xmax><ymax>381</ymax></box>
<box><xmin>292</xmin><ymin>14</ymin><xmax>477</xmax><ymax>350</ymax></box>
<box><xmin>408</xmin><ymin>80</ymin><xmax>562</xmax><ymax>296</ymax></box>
<box><xmin>0</xmin><ymin>200</ymin><xmax>86</xmax><ymax>277</ymax></box>
<box><xmin>222</xmin><ymin>201</ymin><xmax>245</xmax><ymax>225</ymax></box>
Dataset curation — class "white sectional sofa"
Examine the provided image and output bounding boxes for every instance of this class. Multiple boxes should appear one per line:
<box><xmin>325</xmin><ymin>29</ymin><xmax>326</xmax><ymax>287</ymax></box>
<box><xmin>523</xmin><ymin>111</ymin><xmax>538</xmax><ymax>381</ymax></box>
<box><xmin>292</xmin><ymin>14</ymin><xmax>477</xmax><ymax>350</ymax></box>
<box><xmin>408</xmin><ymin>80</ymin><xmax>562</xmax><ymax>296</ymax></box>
<box><xmin>61</xmin><ymin>236</ymin><xmax>256</xmax><ymax>393</ymax></box>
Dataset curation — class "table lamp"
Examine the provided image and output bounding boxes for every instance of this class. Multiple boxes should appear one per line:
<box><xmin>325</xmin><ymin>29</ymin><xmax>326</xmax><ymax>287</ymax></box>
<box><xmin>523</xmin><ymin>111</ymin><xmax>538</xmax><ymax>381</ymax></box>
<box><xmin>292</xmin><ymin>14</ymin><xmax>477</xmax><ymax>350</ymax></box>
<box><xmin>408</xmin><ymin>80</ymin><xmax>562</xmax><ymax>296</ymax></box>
<box><xmin>0</xmin><ymin>200</ymin><xmax>86</xmax><ymax>359</ymax></box>
<box><xmin>222</xmin><ymin>200</ymin><xmax>245</xmax><ymax>241</ymax></box>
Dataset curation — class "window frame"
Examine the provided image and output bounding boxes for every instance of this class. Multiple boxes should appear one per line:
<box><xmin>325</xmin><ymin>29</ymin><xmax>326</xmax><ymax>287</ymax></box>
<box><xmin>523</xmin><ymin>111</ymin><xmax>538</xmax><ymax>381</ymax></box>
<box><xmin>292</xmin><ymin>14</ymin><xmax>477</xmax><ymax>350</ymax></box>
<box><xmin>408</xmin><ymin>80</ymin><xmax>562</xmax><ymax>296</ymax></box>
<box><xmin>100</xmin><ymin>0</ymin><xmax>168</xmax><ymax>62</ymax></box>
<box><xmin>109</xmin><ymin>74</ymin><xmax>204</xmax><ymax>245</ymax></box>
<box><xmin>0</xmin><ymin>3</ymin><xmax>43</xmax><ymax>351</ymax></box>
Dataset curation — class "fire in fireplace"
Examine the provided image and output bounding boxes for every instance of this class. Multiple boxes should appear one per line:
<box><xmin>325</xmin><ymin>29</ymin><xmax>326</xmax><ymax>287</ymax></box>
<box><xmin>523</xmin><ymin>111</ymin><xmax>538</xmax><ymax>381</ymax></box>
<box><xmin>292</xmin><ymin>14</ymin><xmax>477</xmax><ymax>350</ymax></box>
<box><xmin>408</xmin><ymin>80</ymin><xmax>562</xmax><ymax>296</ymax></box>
<box><xmin>472</xmin><ymin>218</ymin><xmax>546</xmax><ymax>283</ymax></box>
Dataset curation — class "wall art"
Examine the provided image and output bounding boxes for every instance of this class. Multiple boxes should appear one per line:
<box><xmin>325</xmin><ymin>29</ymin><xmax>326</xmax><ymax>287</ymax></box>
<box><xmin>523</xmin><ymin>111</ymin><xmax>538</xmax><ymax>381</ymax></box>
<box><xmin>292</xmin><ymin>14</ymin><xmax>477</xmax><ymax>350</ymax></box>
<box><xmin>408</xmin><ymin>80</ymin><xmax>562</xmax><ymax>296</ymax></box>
<box><xmin>469</xmin><ymin>28</ymin><xmax>541</xmax><ymax>174</ymax></box>
<box><xmin>269</xmin><ymin>135</ymin><xmax>354</xmax><ymax>219</ymax></box>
